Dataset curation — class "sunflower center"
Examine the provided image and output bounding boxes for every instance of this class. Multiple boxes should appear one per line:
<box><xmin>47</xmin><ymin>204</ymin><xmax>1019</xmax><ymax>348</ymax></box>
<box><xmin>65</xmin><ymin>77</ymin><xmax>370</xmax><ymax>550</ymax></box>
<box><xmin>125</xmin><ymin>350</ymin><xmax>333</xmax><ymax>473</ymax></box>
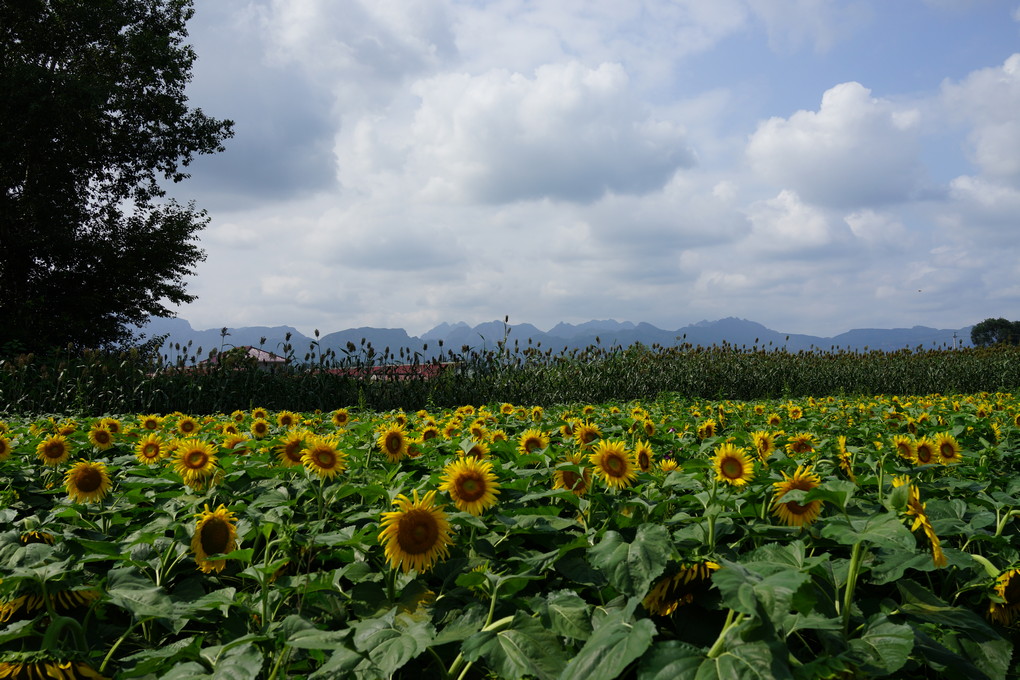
<box><xmin>720</xmin><ymin>456</ymin><xmax>745</xmax><ymax>479</ymax></box>
<box><xmin>200</xmin><ymin>518</ymin><xmax>231</xmax><ymax>555</ymax></box>
<box><xmin>94</xmin><ymin>431</ymin><xmax>111</xmax><ymax>444</ymax></box>
<box><xmin>397</xmin><ymin>510</ymin><xmax>439</xmax><ymax>554</ymax></box>
<box><xmin>604</xmin><ymin>454</ymin><xmax>625</xmax><ymax>476</ymax></box>
<box><xmin>562</xmin><ymin>470</ymin><xmax>584</xmax><ymax>490</ymax></box>
<box><xmin>916</xmin><ymin>446</ymin><xmax>933</xmax><ymax>463</ymax></box>
<box><xmin>386</xmin><ymin>434</ymin><xmax>402</xmax><ymax>453</ymax></box>
<box><xmin>638</xmin><ymin>452</ymin><xmax>650</xmax><ymax>470</ymax></box>
<box><xmin>315</xmin><ymin>450</ymin><xmax>336</xmax><ymax>468</ymax></box>
<box><xmin>184</xmin><ymin>450</ymin><xmax>208</xmax><ymax>468</ymax></box>
<box><xmin>74</xmin><ymin>467</ymin><xmax>103</xmax><ymax>493</ymax></box>
<box><xmin>456</xmin><ymin>474</ymin><xmax>485</xmax><ymax>502</ymax></box>
<box><xmin>181</xmin><ymin>422</ymin><xmax>195</xmax><ymax>433</ymax></box>
<box><xmin>284</xmin><ymin>441</ymin><xmax>304</xmax><ymax>462</ymax></box>
<box><xmin>43</xmin><ymin>442</ymin><xmax>65</xmax><ymax>459</ymax></box>
<box><xmin>940</xmin><ymin>443</ymin><xmax>956</xmax><ymax>458</ymax></box>
<box><xmin>142</xmin><ymin>443</ymin><xmax>160</xmax><ymax>458</ymax></box>
<box><xmin>1002</xmin><ymin>575</ymin><xmax>1020</xmax><ymax>602</ymax></box>
<box><xmin>525</xmin><ymin>438</ymin><xmax>541</xmax><ymax>452</ymax></box>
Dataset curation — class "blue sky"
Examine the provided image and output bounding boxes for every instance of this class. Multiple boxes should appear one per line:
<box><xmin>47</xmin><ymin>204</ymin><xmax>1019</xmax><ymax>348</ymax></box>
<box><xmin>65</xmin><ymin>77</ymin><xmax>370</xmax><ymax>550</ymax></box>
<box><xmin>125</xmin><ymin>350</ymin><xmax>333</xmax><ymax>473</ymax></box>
<box><xmin>167</xmin><ymin>0</ymin><xmax>1020</xmax><ymax>337</ymax></box>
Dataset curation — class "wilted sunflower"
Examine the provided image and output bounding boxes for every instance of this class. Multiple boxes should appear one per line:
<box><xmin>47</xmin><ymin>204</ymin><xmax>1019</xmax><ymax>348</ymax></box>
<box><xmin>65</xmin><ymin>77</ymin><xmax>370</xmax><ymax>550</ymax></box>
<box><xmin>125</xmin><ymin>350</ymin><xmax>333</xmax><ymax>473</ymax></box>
<box><xmin>989</xmin><ymin>569</ymin><xmax>1020</xmax><ymax>626</ymax></box>
<box><xmin>64</xmin><ymin>461</ymin><xmax>112</xmax><ymax>504</ymax></box>
<box><xmin>891</xmin><ymin>476</ymin><xmax>947</xmax><ymax>568</ymax></box>
<box><xmin>175</xmin><ymin>415</ymin><xmax>201</xmax><ymax>436</ymax></box>
<box><xmin>913</xmin><ymin>437</ymin><xmax>937</xmax><ymax>465</ymax></box>
<box><xmin>518</xmin><ymin>429</ymin><xmax>550</xmax><ymax>455</ymax></box>
<box><xmin>643</xmin><ymin>561</ymin><xmax>720</xmax><ymax>616</ymax></box>
<box><xmin>134</xmin><ymin>433</ymin><xmax>166</xmax><ymax>465</ymax></box>
<box><xmin>573</xmin><ymin>421</ymin><xmax>602</xmax><ymax>448</ymax></box>
<box><xmin>378</xmin><ymin>423</ymin><xmax>409</xmax><ymax>463</ymax></box>
<box><xmin>378</xmin><ymin>489</ymin><xmax>454</xmax><ymax>574</ymax></box>
<box><xmin>36</xmin><ymin>434</ymin><xmax>71</xmax><ymax>466</ymax></box>
<box><xmin>634</xmin><ymin>440</ymin><xmax>654</xmax><ymax>472</ymax></box>
<box><xmin>784</xmin><ymin>433</ymin><xmax>816</xmax><ymax>457</ymax></box>
<box><xmin>553</xmin><ymin>453</ymin><xmax>592</xmax><ymax>495</ymax></box>
<box><xmin>87</xmin><ymin>425</ymin><xmax>115</xmax><ymax>451</ymax></box>
<box><xmin>276</xmin><ymin>430</ymin><xmax>310</xmax><ymax>467</ymax></box>
<box><xmin>771</xmin><ymin>465</ymin><xmax>823</xmax><ymax>527</ymax></box>
<box><xmin>0</xmin><ymin>436</ymin><xmax>10</xmax><ymax>461</ymax></box>
<box><xmin>439</xmin><ymin>457</ymin><xmax>501</xmax><ymax>515</ymax></box>
<box><xmin>301</xmin><ymin>436</ymin><xmax>347</xmax><ymax>480</ymax></box>
<box><xmin>712</xmin><ymin>443</ymin><xmax>754</xmax><ymax>486</ymax></box>
<box><xmin>173</xmin><ymin>439</ymin><xmax>218</xmax><ymax>488</ymax></box>
<box><xmin>250</xmin><ymin>418</ymin><xmax>271</xmax><ymax>439</ymax></box>
<box><xmin>935</xmin><ymin>433</ymin><xmax>962</xmax><ymax>464</ymax></box>
<box><xmin>0</xmin><ymin>659</ymin><xmax>109</xmax><ymax>680</ymax></box>
<box><xmin>589</xmin><ymin>439</ymin><xmax>637</xmax><ymax>490</ymax></box>
<box><xmin>191</xmin><ymin>504</ymin><xmax>238</xmax><ymax>574</ymax></box>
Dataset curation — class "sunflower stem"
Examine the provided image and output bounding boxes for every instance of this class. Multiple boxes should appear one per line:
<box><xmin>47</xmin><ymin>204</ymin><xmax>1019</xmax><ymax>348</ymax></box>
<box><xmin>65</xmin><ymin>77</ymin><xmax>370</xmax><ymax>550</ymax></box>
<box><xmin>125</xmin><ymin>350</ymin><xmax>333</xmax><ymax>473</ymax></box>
<box><xmin>842</xmin><ymin>541</ymin><xmax>865</xmax><ymax>636</ymax></box>
<box><xmin>706</xmin><ymin>609</ymin><xmax>744</xmax><ymax>659</ymax></box>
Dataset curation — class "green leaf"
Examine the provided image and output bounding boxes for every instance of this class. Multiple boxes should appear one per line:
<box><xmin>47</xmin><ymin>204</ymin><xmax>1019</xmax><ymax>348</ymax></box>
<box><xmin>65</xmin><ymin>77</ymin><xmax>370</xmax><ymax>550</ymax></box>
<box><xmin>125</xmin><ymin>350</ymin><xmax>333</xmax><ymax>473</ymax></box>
<box><xmin>287</xmin><ymin>628</ymin><xmax>351</xmax><ymax>650</ymax></box>
<box><xmin>543</xmin><ymin>590</ymin><xmax>593</xmax><ymax>641</ymax></box>
<box><xmin>589</xmin><ymin>524</ymin><xmax>671</xmax><ymax>597</ymax></box>
<box><xmin>847</xmin><ymin>615</ymin><xmax>913</xmax><ymax>675</ymax></box>
<box><xmin>201</xmin><ymin>639</ymin><xmax>266</xmax><ymax>680</ymax></box>
<box><xmin>694</xmin><ymin>641</ymin><xmax>790</xmax><ymax>680</ymax></box>
<box><xmin>637</xmin><ymin>640</ymin><xmax>704</xmax><ymax>679</ymax></box>
<box><xmin>461</xmin><ymin>612</ymin><xmax>566</xmax><ymax>680</ymax></box>
<box><xmin>351</xmin><ymin>608</ymin><xmax>434</xmax><ymax>675</ymax></box>
<box><xmin>559</xmin><ymin>613</ymin><xmax>656</xmax><ymax>680</ymax></box>
<box><xmin>118</xmin><ymin>637</ymin><xmax>202</xmax><ymax>678</ymax></box>
<box><xmin>820</xmin><ymin>512</ymin><xmax>915</xmax><ymax>549</ymax></box>
<box><xmin>104</xmin><ymin>566</ymin><xmax>173</xmax><ymax>620</ymax></box>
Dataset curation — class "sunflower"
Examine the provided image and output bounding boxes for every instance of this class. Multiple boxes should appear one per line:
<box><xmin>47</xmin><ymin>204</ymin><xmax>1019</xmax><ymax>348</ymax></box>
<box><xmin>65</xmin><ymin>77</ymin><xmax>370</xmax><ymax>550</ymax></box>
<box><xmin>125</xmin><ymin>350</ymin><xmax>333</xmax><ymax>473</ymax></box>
<box><xmin>138</xmin><ymin>414</ymin><xmax>162</xmax><ymax>431</ymax></box>
<box><xmin>99</xmin><ymin>417</ymin><xmax>122</xmax><ymax>434</ymax></box>
<box><xmin>301</xmin><ymin>436</ymin><xmax>347</xmax><ymax>480</ymax></box>
<box><xmin>276</xmin><ymin>410</ymin><xmax>299</xmax><ymax>428</ymax></box>
<box><xmin>464</xmin><ymin>440</ymin><xmax>489</xmax><ymax>459</ymax></box>
<box><xmin>406</xmin><ymin>438</ymin><xmax>425</xmax><ymax>459</ymax></box>
<box><xmin>559</xmin><ymin>420</ymin><xmax>576</xmax><ymax>439</ymax></box>
<box><xmin>766</xmin><ymin>413</ymin><xmax>783</xmax><ymax>426</ymax></box>
<box><xmin>892</xmin><ymin>476</ymin><xmax>947</xmax><ymax>568</ymax></box>
<box><xmin>553</xmin><ymin>453</ymin><xmax>592</xmax><ymax>495</ymax></box>
<box><xmin>913</xmin><ymin>436</ymin><xmax>937</xmax><ymax>465</ymax></box>
<box><xmin>836</xmin><ymin>435</ymin><xmax>856</xmax><ymax>483</ymax></box>
<box><xmin>173</xmin><ymin>439</ymin><xmax>219</xmax><ymax>488</ymax></box>
<box><xmin>643</xmin><ymin>561</ymin><xmax>720</xmax><ymax>616</ymax></box>
<box><xmin>176</xmin><ymin>415</ymin><xmax>200</xmax><ymax>436</ymax></box>
<box><xmin>0</xmin><ymin>660</ymin><xmax>109</xmax><ymax>679</ymax></box>
<box><xmin>36</xmin><ymin>434</ymin><xmax>71</xmax><ymax>466</ymax></box>
<box><xmin>421</xmin><ymin>425</ymin><xmax>440</xmax><ymax>441</ymax></box>
<box><xmin>573</xmin><ymin>421</ymin><xmax>602</xmax><ymax>448</ymax></box>
<box><xmin>784</xmin><ymin>433</ymin><xmax>816</xmax><ymax>457</ymax></box>
<box><xmin>659</xmin><ymin>458</ymin><xmax>680</xmax><ymax>473</ymax></box>
<box><xmin>642</xmin><ymin>420</ymin><xmax>656</xmax><ymax>437</ymax></box>
<box><xmin>489</xmin><ymin>429</ymin><xmax>508</xmax><ymax>443</ymax></box>
<box><xmin>222</xmin><ymin>433</ymin><xmax>251</xmax><ymax>452</ymax></box>
<box><xmin>935</xmin><ymin>433</ymin><xmax>962</xmax><ymax>464</ymax></box>
<box><xmin>989</xmin><ymin>569</ymin><xmax>1020</xmax><ymax>626</ymax></box>
<box><xmin>64</xmin><ymin>461</ymin><xmax>112</xmax><ymax>504</ymax></box>
<box><xmin>469</xmin><ymin>419</ymin><xmax>487</xmax><ymax>440</ymax></box>
<box><xmin>18</xmin><ymin>531</ymin><xmax>54</xmax><ymax>545</ymax></box>
<box><xmin>250</xmin><ymin>418</ymin><xmax>271</xmax><ymax>439</ymax></box>
<box><xmin>712</xmin><ymin>443</ymin><xmax>754</xmax><ymax>486</ymax></box>
<box><xmin>377</xmin><ymin>424</ymin><xmax>409</xmax><ymax>463</ymax></box>
<box><xmin>750</xmin><ymin>431</ymin><xmax>775</xmax><ymax>462</ymax></box>
<box><xmin>771</xmin><ymin>465</ymin><xmax>823</xmax><ymax>527</ymax></box>
<box><xmin>892</xmin><ymin>435</ymin><xmax>916</xmax><ymax>461</ymax></box>
<box><xmin>230</xmin><ymin>410</ymin><xmax>246</xmax><ymax>423</ymax></box>
<box><xmin>439</xmin><ymin>457</ymin><xmax>501</xmax><ymax>515</ymax></box>
<box><xmin>786</xmin><ymin>405</ymin><xmax>803</xmax><ymax>420</ymax></box>
<box><xmin>634</xmin><ymin>440</ymin><xmax>654</xmax><ymax>472</ymax></box>
<box><xmin>0</xmin><ymin>436</ymin><xmax>10</xmax><ymax>461</ymax></box>
<box><xmin>251</xmin><ymin>407</ymin><xmax>269</xmax><ymax>420</ymax></box>
<box><xmin>191</xmin><ymin>504</ymin><xmax>238</xmax><ymax>574</ymax></box>
<box><xmin>276</xmin><ymin>430</ymin><xmax>310</xmax><ymax>467</ymax></box>
<box><xmin>499</xmin><ymin>402</ymin><xmax>515</xmax><ymax>415</ymax></box>
<box><xmin>441</xmin><ymin>421</ymin><xmax>460</xmax><ymax>440</ymax></box>
<box><xmin>133</xmin><ymin>433</ymin><xmax>166</xmax><ymax>465</ymax></box>
<box><xmin>56</xmin><ymin>420</ymin><xmax>77</xmax><ymax>436</ymax></box>
<box><xmin>697</xmin><ymin>419</ymin><xmax>717</xmax><ymax>440</ymax></box>
<box><xmin>588</xmin><ymin>439</ymin><xmax>638</xmax><ymax>490</ymax></box>
<box><xmin>518</xmin><ymin>429</ymin><xmax>550</xmax><ymax>456</ymax></box>
<box><xmin>85</xmin><ymin>425</ymin><xmax>113</xmax><ymax>451</ymax></box>
<box><xmin>378</xmin><ymin>490</ymin><xmax>454</xmax><ymax>574</ymax></box>
<box><xmin>530</xmin><ymin>406</ymin><xmax>544</xmax><ymax>422</ymax></box>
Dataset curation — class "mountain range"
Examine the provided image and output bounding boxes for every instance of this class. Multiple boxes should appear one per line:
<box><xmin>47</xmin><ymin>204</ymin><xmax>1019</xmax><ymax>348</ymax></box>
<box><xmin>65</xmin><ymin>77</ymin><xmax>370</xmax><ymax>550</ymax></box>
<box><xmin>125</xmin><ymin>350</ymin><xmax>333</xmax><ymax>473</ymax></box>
<box><xmin>134</xmin><ymin>317</ymin><xmax>974</xmax><ymax>363</ymax></box>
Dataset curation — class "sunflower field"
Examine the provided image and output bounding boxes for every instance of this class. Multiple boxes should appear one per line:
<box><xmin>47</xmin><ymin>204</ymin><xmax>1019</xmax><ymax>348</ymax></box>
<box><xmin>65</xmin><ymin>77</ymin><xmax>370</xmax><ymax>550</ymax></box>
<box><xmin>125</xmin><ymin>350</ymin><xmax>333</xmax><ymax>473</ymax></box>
<box><xmin>3</xmin><ymin>394</ymin><xmax>1020</xmax><ymax>679</ymax></box>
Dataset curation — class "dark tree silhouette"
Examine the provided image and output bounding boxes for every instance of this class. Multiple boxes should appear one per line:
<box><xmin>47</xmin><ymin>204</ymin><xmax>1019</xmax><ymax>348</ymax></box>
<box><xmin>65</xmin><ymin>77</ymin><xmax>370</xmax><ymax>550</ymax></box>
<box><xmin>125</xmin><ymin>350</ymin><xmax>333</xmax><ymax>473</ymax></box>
<box><xmin>971</xmin><ymin>318</ymin><xmax>1020</xmax><ymax>347</ymax></box>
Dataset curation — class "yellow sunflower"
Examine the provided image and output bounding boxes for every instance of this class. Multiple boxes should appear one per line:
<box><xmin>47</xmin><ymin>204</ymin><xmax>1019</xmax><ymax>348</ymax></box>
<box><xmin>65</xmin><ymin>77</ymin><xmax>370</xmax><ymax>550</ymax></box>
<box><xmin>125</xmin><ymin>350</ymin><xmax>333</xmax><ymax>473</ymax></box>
<box><xmin>892</xmin><ymin>435</ymin><xmax>916</xmax><ymax>461</ymax></box>
<box><xmin>553</xmin><ymin>453</ymin><xmax>592</xmax><ymax>495</ymax></box>
<box><xmin>771</xmin><ymin>465</ymin><xmax>823</xmax><ymax>527</ymax></box>
<box><xmin>222</xmin><ymin>433</ymin><xmax>251</xmax><ymax>452</ymax></box>
<box><xmin>378</xmin><ymin>423</ymin><xmax>409</xmax><ymax>463</ymax></box>
<box><xmin>573</xmin><ymin>421</ymin><xmax>602</xmax><ymax>448</ymax></box>
<box><xmin>767</xmin><ymin>413</ymin><xmax>783</xmax><ymax>426</ymax></box>
<box><xmin>750</xmin><ymin>431</ymin><xmax>775</xmax><ymax>462</ymax></box>
<box><xmin>642</xmin><ymin>420</ymin><xmax>656</xmax><ymax>437</ymax></box>
<box><xmin>634</xmin><ymin>440</ymin><xmax>654</xmax><ymax>472</ymax></box>
<box><xmin>712</xmin><ymin>443</ymin><xmax>754</xmax><ymax>486</ymax></box>
<box><xmin>250</xmin><ymin>418</ymin><xmax>271</xmax><ymax>439</ymax></box>
<box><xmin>191</xmin><ymin>504</ymin><xmax>238</xmax><ymax>574</ymax></box>
<box><xmin>913</xmin><ymin>436</ymin><xmax>937</xmax><ymax>465</ymax></box>
<box><xmin>100</xmin><ymin>417</ymin><xmax>122</xmax><ymax>434</ymax></box>
<box><xmin>230</xmin><ymin>410</ymin><xmax>246</xmax><ymax>423</ymax></box>
<box><xmin>439</xmin><ymin>457</ymin><xmax>501</xmax><ymax>515</ymax></box>
<box><xmin>378</xmin><ymin>489</ymin><xmax>454</xmax><ymax>574</ymax></box>
<box><xmin>276</xmin><ymin>410</ymin><xmax>300</xmax><ymax>428</ymax></box>
<box><xmin>421</xmin><ymin>425</ymin><xmax>440</xmax><ymax>441</ymax></box>
<box><xmin>64</xmin><ymin>461</ymin><xmax>112</xmax><ymax>504</ymax></box>
<box><xmin>697</xmin><ymin>419</ymin><xmax>717</xmax><ymax>440</ymax></box>
<box><xmin>0</xmin><ymin>660</ymin><xmax>109</xmax><ymax>679</ymax></box>
<box><xmin>784</xmin><ymin>433</ymin><xmax>816</xmax><ymax>457</ymax></box>
<box><xmin>134</xmin><ymin>433</ymin><xmax>167</xmax><ymax>465</ymax></box>
<box><xmin>175</xmin><ymin>415</ymin><xmax>200</xmax><ymax>436</ymax></box>
<box><xmin>138</xmin><ymin>414</ymin><xmax>162</xmax><ymax>431</ymax></box>
<box><xmin>173</xmin><ymin>439</ymin><xmax>218</xmax><ymax>488</ymax></box>
<box><xmin>836</xmin><ymin>435</ymin><xmax>856</xmax><ymax>483</ymax></box>
<box><xmin>36</xmin><ymin>434</ymin><xmax>71</xmax><ymax>466</ymax></box>
<box><xmin>518</xmin><ymin>429</ymin><xmax>550</xmax><ymax>456</ymax></box>
<box><xmin>934</xmin><ymin>433</ymin><xmax>962</xmax><ymax>464</ymax></box>
<box><xmin>301</xmin><ymin>436</ymin><xmax>348</xmax><ymax>480</ymax></box>
<box><xmin>989</xmin><ymin>569</ymin><xmax>1020</xmax><ymax>626</ymax></box>
<box><xmin>251</xmin><ymin>407</ymin><xmax>269</xmax><ymax>420</ymax></box>
<box><xmin>643</xmin><ymin>561</ymin><xmax>720</xmax><ymax>616</ymax></box>
<box><xmin>588</xmin><ymin>439</ymin><xmax>638</xmax><ymax>490</ymax></box>
<box><xmin>464</xmin><ymin>440</ymin><xmax>490</xmax><ymax>459</ymax></box>
<box><xmin>88</xmin><ymin>425</ymin><xmax>115</xmax><ymax>451</ymax></box>
<box><xmin>329</xmin><ymin>408</ymin><xmax>349</xmax><ymax>428</ymax></box>
<box><xmin>0</xmin><ymin>436</ymin><xmax>11</xmax><ymax>461</ymax></box>
<box><xmin>659</xmin><ymin>458</ymin><xmax>680</xmax><ymax>473</ymax></box>
<box><xmin>499</xmin><ymin>402</ymin><xmax>515</xmax><ymax>415</ymax></box>
<box><xmin>276</xmin><ymin>430</ymin><xmax>310</xmax><ymax>467</ymax></box>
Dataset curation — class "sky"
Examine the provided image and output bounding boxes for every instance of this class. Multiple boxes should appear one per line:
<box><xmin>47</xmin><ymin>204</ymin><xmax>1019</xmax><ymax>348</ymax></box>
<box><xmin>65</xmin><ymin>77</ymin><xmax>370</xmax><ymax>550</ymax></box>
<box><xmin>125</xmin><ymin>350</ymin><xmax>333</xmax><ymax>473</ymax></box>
<box><xmin>165</xmin><ymin>0</ymin><xmax>1020</xmax><ymax>338</ymax></box>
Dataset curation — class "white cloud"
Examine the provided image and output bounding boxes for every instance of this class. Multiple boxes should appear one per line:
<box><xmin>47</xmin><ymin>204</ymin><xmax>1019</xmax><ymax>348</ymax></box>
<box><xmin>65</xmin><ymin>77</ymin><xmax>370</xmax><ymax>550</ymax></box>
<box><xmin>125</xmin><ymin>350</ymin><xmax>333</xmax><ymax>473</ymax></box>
<box><xmin>942</xmin><ymin>53</ymin><xmax>1020</xmax><ymax>181</ymax></box>
<box><xmin>746</xmin><ymin>82</ymin><xmax>924</xmax><ymax>208</ymax></box>
<box><xmin>745</xmin><ymin>190</ymin><xmax>837</xmax><ymax>251</ymax></box>
<box><xmin>843</xmin><ymin>209</ymin><xmax>910</xmax><ymax>248</ymax></box>
<box><xmin>747</xmin><ymin>0</ymin><xmax>872</xmax><ymax>53</ymax></box>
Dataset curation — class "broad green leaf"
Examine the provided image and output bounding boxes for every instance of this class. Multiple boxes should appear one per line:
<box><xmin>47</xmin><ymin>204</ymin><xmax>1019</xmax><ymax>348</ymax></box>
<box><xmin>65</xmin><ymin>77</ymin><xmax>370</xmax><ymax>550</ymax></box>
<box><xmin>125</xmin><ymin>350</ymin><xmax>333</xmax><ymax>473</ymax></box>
<box><xmin>288</xmin><ymin>628</ymin><xmax>351</xmax><ymax>650</ymax></box>
<box><xmin>896</xmin><ymin>580</ymin><xmax>1001</xmax><ymax>639</ymax></box>
<box><xmin>559</xmin><ymin>613</ymin><xmax>656</xmax><ymax>680</ymax></box>
<box><xmin>847</xmin><ymin>615</ymin><xmax>913</xmax><ymax>675</ymax></box>
<box><xmin>104</xmin><ymin>567</ymin><xmax>173</xmax><ymax>620</ymax></box>
<box><xmin>694</xmin><ymin>640</ymin><xmax>790</xmax><ymax>680</ymax></box>
<box><xmin>589</xmin><ymin>524</ymin><xmax>671</xmax><ymax>597</ymax></box>
<box><xmin>351</xmin><ymin>608</ymin><xmax>434</xmax><ymax>675</ymax></box>
<box><xmin>959</xmin><ymin>636</ymin><xmax>1013</xmax><ymax>680</ymax></box>
<box><xmin>309</xmin><ymin>646</ymin><xmax>365</xmax><ymax>680</ymax></box>
<box><xmin>461</xmin><ymin>612</ymin><xmax>566</xmax><ymax>680</ymax></box>
<box><xmin>637</xmin><ymin>640</ymin><xmax>704</xmax><ymax>679</ymax></box>
<box><xmin>118</xmin><ymin>636</ymin><xmax>202</xmax><ymax>678</ymax></box>
<box><xmin>543</xmin><ymin>590</ymin><xmax>593</xmax><ymax>641</ymax></box>
<box><xmin>820</xmin><ymin>512</ymin><xmax>915</xmax><ymax>549</ymax></box>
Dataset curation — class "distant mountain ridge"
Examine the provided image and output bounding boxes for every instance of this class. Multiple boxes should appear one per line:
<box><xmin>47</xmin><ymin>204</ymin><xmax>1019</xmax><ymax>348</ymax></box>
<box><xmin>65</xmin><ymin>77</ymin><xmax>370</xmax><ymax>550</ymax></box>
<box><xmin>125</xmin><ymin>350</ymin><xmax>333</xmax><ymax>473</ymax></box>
<box><xmin>135</xmin><ymin>317</ymin><xmax>973</xmax><ymax>362</ymax></box>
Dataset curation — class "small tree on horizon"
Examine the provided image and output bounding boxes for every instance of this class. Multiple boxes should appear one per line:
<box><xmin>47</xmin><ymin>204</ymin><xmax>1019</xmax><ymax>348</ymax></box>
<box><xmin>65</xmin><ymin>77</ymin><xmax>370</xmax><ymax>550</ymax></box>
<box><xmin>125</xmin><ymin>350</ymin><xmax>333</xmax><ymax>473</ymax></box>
<box><xmin>970</xmin><ymin>318</ymin><xmax>1020</xmax><ymax>347</ymax></box>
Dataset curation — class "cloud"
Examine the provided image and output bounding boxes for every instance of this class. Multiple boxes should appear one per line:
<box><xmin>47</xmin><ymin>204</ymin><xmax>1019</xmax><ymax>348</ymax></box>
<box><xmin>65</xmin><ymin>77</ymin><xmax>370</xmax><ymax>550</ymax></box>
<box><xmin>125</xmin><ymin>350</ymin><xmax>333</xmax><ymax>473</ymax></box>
<box><xmin>942</xmin><ymin>53</ymin><xmax>1020</xmax><ymax>181</ymax></box>
<box><xmin>400</xmin><ymin>61</ymin><xmax>695</xmax><ymax>204</ymax></box>
<box><xmin>744</xmin><ymin>190</ymin><xmax>839</xmax><ymax>252</ymax></box>
<box><xmin>747</xmin><ymin>0</ymin><xmax>872</xmax><ymax>53</ymax></box>
<box><xmin>746</xmin><ymin>82</ymin><xmax>924</xmax><ymax>208</ymax></box>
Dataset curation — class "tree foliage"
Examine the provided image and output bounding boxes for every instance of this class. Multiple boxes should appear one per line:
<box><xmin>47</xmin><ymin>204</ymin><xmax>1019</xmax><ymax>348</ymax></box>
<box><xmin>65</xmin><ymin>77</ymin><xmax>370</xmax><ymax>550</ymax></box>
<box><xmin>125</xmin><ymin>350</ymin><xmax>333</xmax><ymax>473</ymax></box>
<box><xmin>0</xmin><ymin>0</ymin><xmax>233</xmax><ymax>354</ymax></box>
<box><xmin>970</xmin><ymin>318</ymin><xmax>1020</xmax><ymax>347</ymax></box>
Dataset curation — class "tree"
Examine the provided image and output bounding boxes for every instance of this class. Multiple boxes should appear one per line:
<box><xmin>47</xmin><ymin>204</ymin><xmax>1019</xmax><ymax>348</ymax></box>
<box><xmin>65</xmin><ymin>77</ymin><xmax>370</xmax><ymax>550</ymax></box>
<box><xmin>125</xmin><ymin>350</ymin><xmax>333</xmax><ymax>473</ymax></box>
<box><xmin>970</xmin><ymin>318</ymin><xmax>1020</xmax><ymax>347</ymax></box>
<box><xmin>0</xmin><ymin>0</ymin><xmax>233</xmax><ymax>354</ymax></box>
